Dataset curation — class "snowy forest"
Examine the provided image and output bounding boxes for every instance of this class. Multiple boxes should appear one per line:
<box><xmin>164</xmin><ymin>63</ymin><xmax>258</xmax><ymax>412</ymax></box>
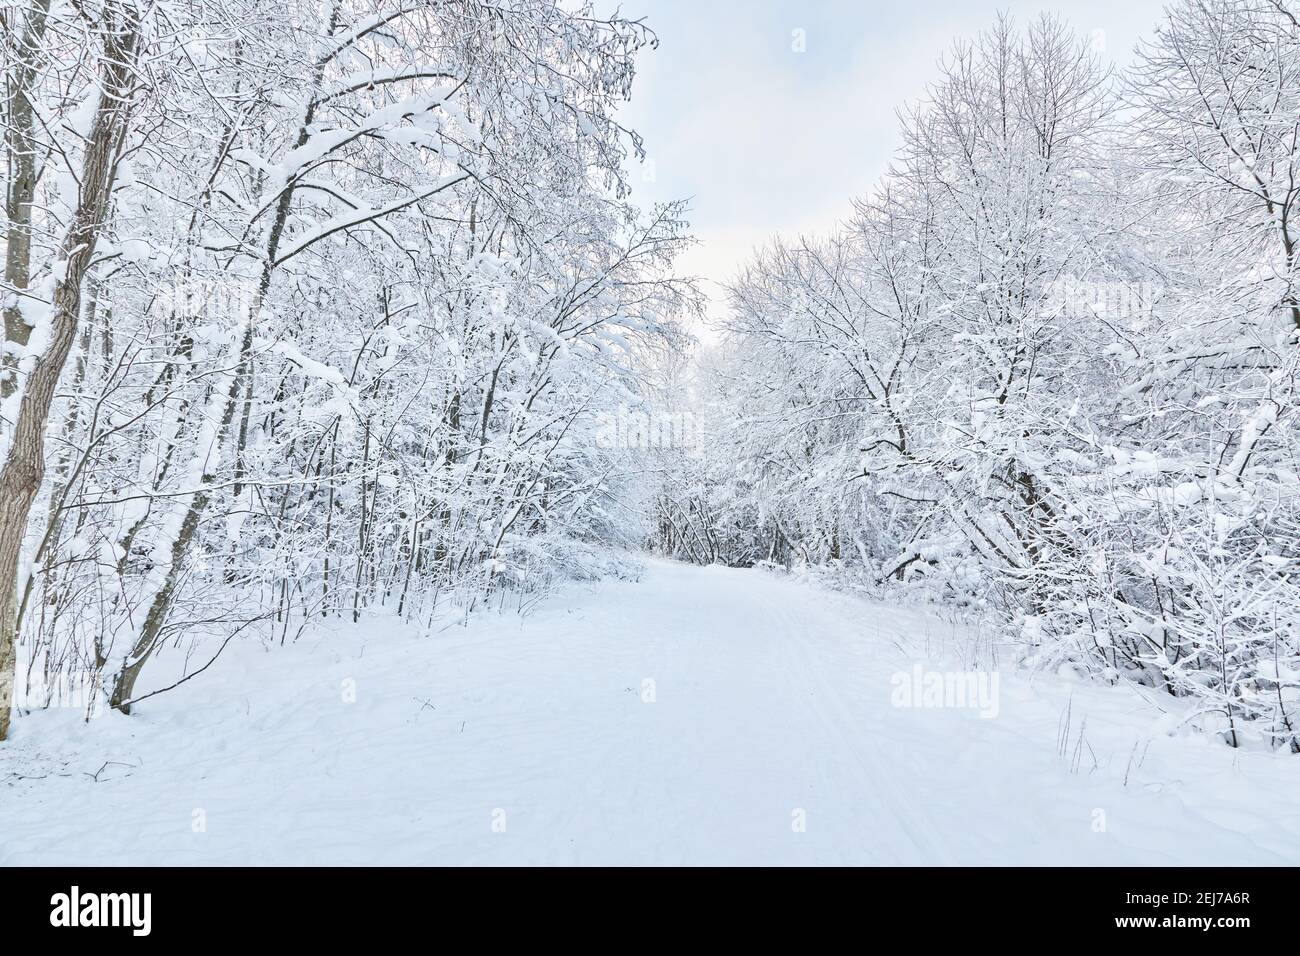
<box><xmin>1</xmin><ymin>0</ymin><xmax>1299</xmax><ymax>868</ymax></box>
<box><xmin>0</xmin><ymin>0</ymin><xmax>697</xmax><ymax>737</ymax></box>
<box><xmin>663</xmin><ymin>3</ymin><xmax>1300</xmax><ymax>752</ymax></box>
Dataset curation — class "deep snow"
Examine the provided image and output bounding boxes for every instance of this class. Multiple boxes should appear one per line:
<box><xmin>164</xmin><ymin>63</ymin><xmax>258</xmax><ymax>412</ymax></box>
<box><xmin>3</xmin><ymin>560</ymin><xmax>1299</xmax><ymax>865</ymax></box>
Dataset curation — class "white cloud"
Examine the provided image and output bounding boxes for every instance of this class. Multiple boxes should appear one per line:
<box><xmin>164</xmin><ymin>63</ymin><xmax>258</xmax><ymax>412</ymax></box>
<box><xmin>612</xmin><ymin>0</ymin><xmax>1171</xmax><ymax>336</ymax></box>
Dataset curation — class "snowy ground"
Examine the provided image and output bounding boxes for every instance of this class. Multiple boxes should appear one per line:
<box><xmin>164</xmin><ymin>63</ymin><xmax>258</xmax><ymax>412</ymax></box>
<box><xmin>3</xmin><ymin>559</ymin><xmax>1299</xmax><ymax>865</ymax></box>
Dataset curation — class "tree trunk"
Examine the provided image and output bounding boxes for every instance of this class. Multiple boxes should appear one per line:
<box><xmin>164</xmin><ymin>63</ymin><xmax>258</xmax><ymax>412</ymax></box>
<box><xmin>109</xmin><ymin>2</ymin><xmax>344</xmax><ymax>711</ymax></box>
<box><xmin>1</xmin><ymin>0</ymin><xmax>53</xmax><ymax>399</ymax></box>
<box><xmin>0</xmin><ymin>4</ymin><xmax>141</xmax><ymax>740</ymax></box>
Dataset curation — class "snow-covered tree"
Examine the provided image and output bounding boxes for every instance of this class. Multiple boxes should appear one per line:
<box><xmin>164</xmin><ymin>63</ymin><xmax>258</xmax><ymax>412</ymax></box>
<box><xmin>667</xmin><ymin>6</ymin><xmax>1300</xmax><ymax>750</ymax></box>
<box><xmin>0</xmin><ymin>0</ymin><xmax>693</xmax><ymax>736</ymax></box>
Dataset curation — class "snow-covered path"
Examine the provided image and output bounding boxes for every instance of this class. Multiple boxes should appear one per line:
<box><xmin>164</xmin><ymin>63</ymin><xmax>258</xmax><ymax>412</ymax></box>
<box><xmin>4</xmin><ymin>560</ymin><xmax>1300</xmax><ymax>865</ymax></box>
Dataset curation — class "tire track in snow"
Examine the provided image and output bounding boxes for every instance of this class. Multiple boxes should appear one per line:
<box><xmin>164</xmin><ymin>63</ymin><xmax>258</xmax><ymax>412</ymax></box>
<box><xmin>753</xmin><ymin>578</ymin><xmax>956</xmax><ymax>864</ymax></box>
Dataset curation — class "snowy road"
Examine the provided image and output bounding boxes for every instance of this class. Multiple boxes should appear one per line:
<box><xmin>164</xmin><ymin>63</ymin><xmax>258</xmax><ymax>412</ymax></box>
<box><xmin>3</xmin><ymin>560</ymin><xmax>1299</xmax><ymax>865</ymax></box>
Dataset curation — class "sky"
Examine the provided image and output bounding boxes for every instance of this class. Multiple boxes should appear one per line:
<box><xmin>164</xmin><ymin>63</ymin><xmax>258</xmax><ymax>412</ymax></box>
<box><xmin>604</xmin><ymin>0</ymin><xmax>1173</xmax><ymax>333</ymax></box>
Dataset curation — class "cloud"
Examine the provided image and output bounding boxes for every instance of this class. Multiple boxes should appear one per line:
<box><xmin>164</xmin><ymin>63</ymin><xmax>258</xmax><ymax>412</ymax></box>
<box><xmin>612</xmin><ymin>0</ymin><xmax>1171</xmax><ymax>334</ymax></box>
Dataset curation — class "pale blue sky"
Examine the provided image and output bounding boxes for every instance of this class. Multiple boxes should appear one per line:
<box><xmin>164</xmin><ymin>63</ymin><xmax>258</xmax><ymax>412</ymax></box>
<box><xmin>605</xmin><ymin>0</ymin><xmax>1171</xmax><ymax>327</ymax></box>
